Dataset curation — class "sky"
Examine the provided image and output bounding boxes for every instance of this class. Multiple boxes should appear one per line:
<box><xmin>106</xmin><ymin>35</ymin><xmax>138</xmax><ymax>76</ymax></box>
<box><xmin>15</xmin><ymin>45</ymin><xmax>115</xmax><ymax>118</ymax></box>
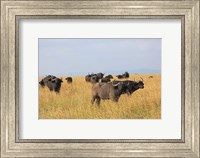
<box><xmin>39</xmin><ymin>38</ymin><xmax>161</xmax><ymax>76</ymax></box>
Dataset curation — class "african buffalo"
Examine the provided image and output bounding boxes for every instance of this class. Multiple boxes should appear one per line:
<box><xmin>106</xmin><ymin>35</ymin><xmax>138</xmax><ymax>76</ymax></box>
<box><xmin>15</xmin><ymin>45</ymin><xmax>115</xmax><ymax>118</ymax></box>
<box><xmin>65</xmin><ymin>77</ymin><xmax>73</xmax><ymax>83</ymax></box>
<box><xmin>90</xmin><ymin>75</ymin><xmax>99</xmax><ymax>84</ymax></box>
<box><xmin>91</xmin><ymin>82</ymin><xmax>126</xmax><ymax>106</ymax></box>
<box><xmin>39</xmin><ymin>75</ymin><xmax>63</xmax><ymax>93</ymax></box>
<box><xmin>101</xmin><ymin>77</ymin><xmax>111</xmax><ymax>83</ymax></box>
<box><xmin>122</xmin><ymin>72</ymin><xmax>129</xmax><ymax>78</ymax></box>
<box><xmin>47</xmin><ymin>78</ymin><xmax>63</xmax><ymax>93</ymax></box>
<box><xmin>39</xmin><ymin>75</ymin><xmax>56</xmax><ymax>87</ymax></box>
<box><xmin>105</xmin><ymin>75</ymin><xmax>113</xmax><ymax>79</ymax></box>
<box><xmin>112</xmin><ymin>78</ymin><xmax>144</xmax><ymax>95</ymax></box>
<box><xmin>96</xmin><ymin>73</ymin><xmax>104</xmax><ymax>79</ymax></box>
<box><xmin>85</xmin><ymin>74</ymin><xmax>92</xmax><ymax>82</ymax></box>
<box><xmin>116</xmin><ymin>75</ymin><xmax>123</xmax><ymax>79</ymax></box>
<box><xmin>85</xmin><ymin>73</ymin><xmax>97</xmax><ymax>82</ymax></box>
<box><xmin>85</xmin><ymin>73</ymin><xmax>102</xmax><ymax>83</ymax></box>
<box><xmin>124</xmin><ymin>80</ymin><xmax>144</xmax><ymax>95</ymax></box>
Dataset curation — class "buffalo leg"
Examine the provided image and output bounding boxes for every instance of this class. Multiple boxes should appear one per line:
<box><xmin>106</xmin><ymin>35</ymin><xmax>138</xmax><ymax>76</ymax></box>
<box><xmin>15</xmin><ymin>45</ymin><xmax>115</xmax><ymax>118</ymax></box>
<box><xmin>91</xmin><ymin>97</ymin><xmax>95</xmax><ymax>105</ymax></box>
<box><xmin>96</xmin><ymin>97</ymin><xmax>101</xmax><ymax>106</ymax></box>
<box><xmin>111</xmin><ymin>97</ymin><xmax>119</xmax><ymax>103</ymax></box>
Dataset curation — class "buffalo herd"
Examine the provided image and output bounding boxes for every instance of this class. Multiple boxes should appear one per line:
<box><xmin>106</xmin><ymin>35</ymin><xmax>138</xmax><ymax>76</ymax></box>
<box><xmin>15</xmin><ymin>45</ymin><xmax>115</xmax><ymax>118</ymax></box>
<box><xmin>39</xmin><ymin>72</ymin><xmax>145</xmax><ymax>106</ymax></box>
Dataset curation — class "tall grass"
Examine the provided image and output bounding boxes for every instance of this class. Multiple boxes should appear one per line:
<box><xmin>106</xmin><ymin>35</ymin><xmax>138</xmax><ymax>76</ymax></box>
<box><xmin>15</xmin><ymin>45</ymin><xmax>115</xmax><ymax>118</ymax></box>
<box><xmin>39</xmin><ymin>74</ymin><xmax>161</xmax><ymax>119</ymax></box>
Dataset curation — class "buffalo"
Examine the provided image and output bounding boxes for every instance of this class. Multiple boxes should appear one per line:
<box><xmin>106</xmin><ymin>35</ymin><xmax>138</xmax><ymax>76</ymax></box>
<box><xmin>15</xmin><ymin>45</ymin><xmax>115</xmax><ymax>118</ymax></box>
<box><xmin>116</xmin><ymin>75</ymin><xmax>123</xmax><ymax>79</ymax></box>
<box><xmin>91</xmin><ymin>82</ymin><xmax>127</xmax><ymax>106</ymax></box>
<box><xmin>96</xmin><ymin>73</ymin><xmax>104</xmax><ymax>79</ymax></box>
<box><xmin>116</xmin><ymin>72</ymin><xmax>129</xmax><ymax>79</ymax></box>
<box><xmin>65</xmin><ymin>77</ymin><xmax>73</xmax><ymax>83</ymax></box>
<box><xmin>39</xmin><ymin>75</ymin><xmax>56</xmax><ymax>87</ymax></box>
<box><xmin>85</xmin><ymin>74</ymin><xmax>92</xmax><ymax>82</ymax></box>
<box><xmin>124</xmin><ymin>80</ymin><xmax>144</xmax><ymax>95</ymax></box>
<box><xmin>39</xmin><ymin>75</ymin><xmax>63</xmax><ymax>93</ymax></box>
<box><xmin>101</xmin><ymin>77</ymin><xmax>111</xmax><ymax>83</ymax></box>
<box><xmin>112</xmin><ymin>78</ymin><xmax>144</xmax><ymax>95</ymax></box>
<box><xmin>149</xmin><ymin>76</ymin><xmax>153</xmax><ymax>78</ymax></box>
<box><xmin>85</xmin><ymin>73</ymin><xmax>98</xmax><ymax>82</ymax></box>
<box><xmin>122</xmin><ymin>72</ymin><xmax>129</xmax><ymax>78</ymax></box>
<box><xmin>90</xmin><ymin>75</ymin><xmax>99</xmax><ymax>84</ymax></box>
<box><xmin>85</xmin><ymin>73</ymin><xmax>103</xmax><ymax>83</ymax></box>
<box><xmin>46</xmin><ymin>78</ymin><xmax>63</xmax><ymax>93</ymax></box>
<box><xmin>104</xmin><ymin>74</ymin><xmax>113</xmax><ymax>79</ymax></box>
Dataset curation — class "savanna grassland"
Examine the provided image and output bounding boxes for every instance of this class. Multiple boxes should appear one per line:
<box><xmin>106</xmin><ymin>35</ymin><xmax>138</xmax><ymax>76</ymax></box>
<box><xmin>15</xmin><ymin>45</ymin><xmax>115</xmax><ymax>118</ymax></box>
<box><xmin>39</xmin><ymin>74</ymin><xmax>161</xmax><ymax>119</ymax></box>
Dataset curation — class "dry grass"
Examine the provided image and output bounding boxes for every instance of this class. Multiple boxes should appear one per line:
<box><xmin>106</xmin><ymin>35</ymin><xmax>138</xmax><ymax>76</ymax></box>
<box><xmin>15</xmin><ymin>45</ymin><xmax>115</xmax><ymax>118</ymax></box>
<box><xmin>39</xmin><ymin>74</ymin><xmax>161</xmax><ymax>119</ymax></box>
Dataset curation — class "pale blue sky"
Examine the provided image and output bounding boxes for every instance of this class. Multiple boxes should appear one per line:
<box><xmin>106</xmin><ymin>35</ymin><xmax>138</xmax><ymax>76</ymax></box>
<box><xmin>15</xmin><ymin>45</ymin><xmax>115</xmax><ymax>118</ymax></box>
<box><xmin>39</xmin><ymin>39</ymin><xmax>161</xmax><ymax>76</ymax></box>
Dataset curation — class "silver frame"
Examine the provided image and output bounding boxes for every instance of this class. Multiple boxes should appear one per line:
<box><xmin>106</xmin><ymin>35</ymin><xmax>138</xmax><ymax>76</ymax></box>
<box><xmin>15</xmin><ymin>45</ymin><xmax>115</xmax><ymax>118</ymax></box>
<box><xmin>1</xmin><ymin>1</ymin><xmax>199</xmax><ymax>157</ymax></box>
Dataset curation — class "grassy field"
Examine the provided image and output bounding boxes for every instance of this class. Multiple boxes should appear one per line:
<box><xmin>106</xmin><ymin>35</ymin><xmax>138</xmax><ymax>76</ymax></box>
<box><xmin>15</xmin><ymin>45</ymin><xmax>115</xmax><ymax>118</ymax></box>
<box><xmin>39</xmin><ymin>74</ymin><xmax>161</xmax><ymax>119</ymax></box>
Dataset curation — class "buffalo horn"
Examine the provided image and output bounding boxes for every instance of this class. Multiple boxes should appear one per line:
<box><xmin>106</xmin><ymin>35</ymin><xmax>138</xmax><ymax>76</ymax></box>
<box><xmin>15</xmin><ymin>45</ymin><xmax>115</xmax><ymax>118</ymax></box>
<box><xmin>112</xmin><ymin>82</ymin><xmax>120</xmax><ymax>87</ymax></box>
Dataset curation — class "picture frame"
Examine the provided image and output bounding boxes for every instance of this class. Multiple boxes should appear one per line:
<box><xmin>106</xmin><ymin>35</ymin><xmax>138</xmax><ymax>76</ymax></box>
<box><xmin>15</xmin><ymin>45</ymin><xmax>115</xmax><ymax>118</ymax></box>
<box><xmin>1</xmin><ymin>0</ymin><xmax>199</xmax><ymax>157</ymax></box>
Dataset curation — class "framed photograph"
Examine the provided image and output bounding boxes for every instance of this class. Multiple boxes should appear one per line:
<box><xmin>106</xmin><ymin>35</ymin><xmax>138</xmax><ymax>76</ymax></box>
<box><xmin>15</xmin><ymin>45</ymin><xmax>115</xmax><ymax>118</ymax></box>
<box><xmin>38</xmin><ymin>38</ymin><xmax>161</xmax><ymax>119</ymax></box>
<box><xmin>1</xmin><ymin>0</ymin><xmax>199</xmax><ymax>157</ymax></box>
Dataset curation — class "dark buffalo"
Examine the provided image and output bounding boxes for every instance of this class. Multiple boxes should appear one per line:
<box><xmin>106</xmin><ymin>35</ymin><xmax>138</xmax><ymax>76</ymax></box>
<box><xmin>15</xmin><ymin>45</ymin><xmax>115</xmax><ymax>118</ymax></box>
<box><xmin>47</xmin><ymin>78</ymin><xmax>63</xmax><ymax>93</ymax></box>
<box><xmin>116</xmin><ymin>75</ymin><xmax>123</xmax><ymax>79</ymax></box>
<box><xmin>90</xmin><ymin>75</ymin><xmax>99</xmax><ymax>84</ymax></box>
<box><xmin>65</xmin><ymin>77</ymin><xmax>73</xmax><ymax>83</ymax></box>
<box><xmin>85</xmin><ymin>73</ymin><xmax>97</xmax><ymax>82</ymax></box>
<box><xmin>85</xmin><ymin>73</ymin><xmax>101</xmax><ymax>83</ymax></box>
<box><xmin>149</xmin><ymin>76</ymin><xmax>153</xmax><ymax>78</ymax></box>
<box><xmin>122</xmin><ymin>72</ymin><xmax>129</xmax><ymax>78</ymax></box>
<box><xmin>101</xmin><ymin>77</ymin><xmax>111</xmax><ymax>83</ymax></box>
<box><xmin>85</xmin><ymin>74</ymin><xmax>92</xmax><ymax>82</ymax></box>
<box><xmin>39</xmin><ymin>75</ymin><xmax>63</xmax><ymax>93</ymax></box>
<box><xmin>112</xmin><ymin>78</ymin><xmax>144</xmax><ymax>95</ymax></box>
<box><xmin>96</xmin><ymin>73</ymin><xmax>104</xmax><ymax>79</ymax></box>
<box><xmin>105</xmin><ymin>75</ymin><xmax>113</xmax><ymax>79</ymax></box>
<box><xmin>39</xmin><ymin>75</ymin><xmax>56</xmax><ymax>87</ymax></box>
<box><xmin>124</xmin><ymin>80</ymin><xmax>144</xmax><ymax>95</ymax></box>
<box><xmin>91</xmin><ymin>82</ymin><xmax>126</xmax><ymax>106</ymax></box>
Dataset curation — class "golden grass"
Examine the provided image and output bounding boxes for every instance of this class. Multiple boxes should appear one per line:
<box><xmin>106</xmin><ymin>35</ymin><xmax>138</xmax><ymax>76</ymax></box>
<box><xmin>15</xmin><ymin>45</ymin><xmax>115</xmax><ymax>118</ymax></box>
<box><xmin>39</xmin><ymin>74</ymin><xmax>161</xmax><ymax>119</ymax></box>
